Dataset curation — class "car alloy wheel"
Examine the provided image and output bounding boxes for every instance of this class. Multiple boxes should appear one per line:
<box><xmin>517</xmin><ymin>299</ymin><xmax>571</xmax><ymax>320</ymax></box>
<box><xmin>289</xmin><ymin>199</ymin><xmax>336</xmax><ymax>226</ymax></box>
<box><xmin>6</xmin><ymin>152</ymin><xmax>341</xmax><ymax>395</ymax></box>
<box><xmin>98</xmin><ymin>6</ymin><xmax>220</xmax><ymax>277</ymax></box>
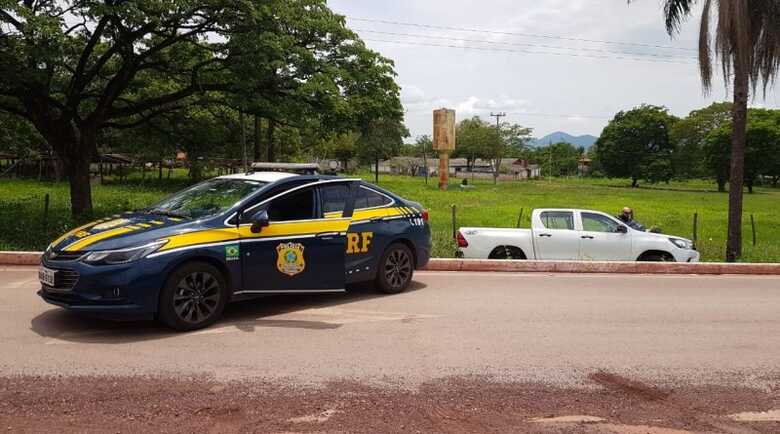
<box><xmin>384</xmin><ymin>248</ymin><xmax>412</xmax><ymax>290</ymax></box>
<box><xmin>173</xmin><ymin>271</ymin><xmax>221</xmax><ymax>324</ymax></box>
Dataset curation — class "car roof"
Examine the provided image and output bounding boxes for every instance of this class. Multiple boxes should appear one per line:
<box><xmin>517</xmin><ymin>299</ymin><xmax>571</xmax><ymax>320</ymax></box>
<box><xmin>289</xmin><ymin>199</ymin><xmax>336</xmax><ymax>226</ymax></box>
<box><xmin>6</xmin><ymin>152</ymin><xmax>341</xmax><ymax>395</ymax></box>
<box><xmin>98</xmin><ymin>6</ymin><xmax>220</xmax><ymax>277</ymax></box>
<box><xmin>217</xmin><ymin>171</ymin><xmax>298</xmax><ymax>183</ymax></box>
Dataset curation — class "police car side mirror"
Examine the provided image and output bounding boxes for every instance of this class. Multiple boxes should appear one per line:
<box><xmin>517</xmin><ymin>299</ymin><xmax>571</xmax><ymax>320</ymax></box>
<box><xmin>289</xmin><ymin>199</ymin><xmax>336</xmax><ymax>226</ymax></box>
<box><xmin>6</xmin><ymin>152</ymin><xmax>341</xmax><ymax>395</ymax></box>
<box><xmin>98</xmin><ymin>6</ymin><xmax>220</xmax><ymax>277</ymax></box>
<box><xmin>249</xmin><ymin>210</ymin><xmax>270</xmax><ymax>234</ymax></box>
<box><xmin>617</xmin><ymin>225</ymin><xmax>628</xmax><ymax>234</ymax></box>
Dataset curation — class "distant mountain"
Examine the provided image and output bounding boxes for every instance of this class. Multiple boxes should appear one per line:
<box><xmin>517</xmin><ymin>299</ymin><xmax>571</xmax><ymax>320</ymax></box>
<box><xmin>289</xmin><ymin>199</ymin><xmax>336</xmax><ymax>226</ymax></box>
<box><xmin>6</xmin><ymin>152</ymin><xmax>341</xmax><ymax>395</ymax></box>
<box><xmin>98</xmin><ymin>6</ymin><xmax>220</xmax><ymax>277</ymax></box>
<box><xmin>529</xmin><ymin>131</ymin><xmax>598</xmax><ymax>148</ymax></box>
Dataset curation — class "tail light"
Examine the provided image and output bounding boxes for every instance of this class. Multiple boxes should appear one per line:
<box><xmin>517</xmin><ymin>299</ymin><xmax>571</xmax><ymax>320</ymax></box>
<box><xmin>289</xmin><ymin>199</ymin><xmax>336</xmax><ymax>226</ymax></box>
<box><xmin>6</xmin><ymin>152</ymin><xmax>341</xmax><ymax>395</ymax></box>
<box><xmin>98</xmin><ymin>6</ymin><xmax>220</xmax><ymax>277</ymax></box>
<box><xmin>421</xmin><ymin>209</ymin><xmax>429</xmax><ymax>221</ymax></box>
<box><xmin>456</xmin><ymin>230</ymin><xmax>468</xmax><ymax>248</ymax></box>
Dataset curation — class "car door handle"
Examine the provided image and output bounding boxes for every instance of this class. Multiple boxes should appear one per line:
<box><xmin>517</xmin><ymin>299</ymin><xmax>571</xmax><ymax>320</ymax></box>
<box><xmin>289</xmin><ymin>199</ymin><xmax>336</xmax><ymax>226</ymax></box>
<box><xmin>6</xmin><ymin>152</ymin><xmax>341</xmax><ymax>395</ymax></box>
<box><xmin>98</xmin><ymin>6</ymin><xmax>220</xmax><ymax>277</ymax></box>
<box><xmin>581</xmin><ymin>235</ymin><xmax>594</xmax><ymax>239</ymax></box>
<box><xmin>538</xmin><ymin>233</ymin><xmax>552</xmax><ymax>238</ymax></box>
<box><xmin>316</xmin><ymin>232</ymin><xmax>340</xmax><ymax>240</ymax></box>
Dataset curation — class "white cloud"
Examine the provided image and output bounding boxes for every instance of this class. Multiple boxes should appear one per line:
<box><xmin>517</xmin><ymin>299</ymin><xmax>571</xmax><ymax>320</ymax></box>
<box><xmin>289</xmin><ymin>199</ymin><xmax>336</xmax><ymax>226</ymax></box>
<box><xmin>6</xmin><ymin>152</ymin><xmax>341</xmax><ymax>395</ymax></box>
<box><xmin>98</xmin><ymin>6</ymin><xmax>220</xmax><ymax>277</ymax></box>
<box><xmin>332</xmin><ymin>0</ymin><xmax>779</xmax><ymax>138</ymax></box>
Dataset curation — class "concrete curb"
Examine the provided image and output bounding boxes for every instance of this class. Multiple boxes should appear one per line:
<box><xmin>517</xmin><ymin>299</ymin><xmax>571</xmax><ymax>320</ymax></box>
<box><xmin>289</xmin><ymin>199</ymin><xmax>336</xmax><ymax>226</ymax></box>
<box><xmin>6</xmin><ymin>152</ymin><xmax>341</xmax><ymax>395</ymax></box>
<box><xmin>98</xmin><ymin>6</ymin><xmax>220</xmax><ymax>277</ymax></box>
<box><xmin>1</xmin><ymin>252</ymin><xmax>779</xmax><ymax>275</ymax></box>
<box><xmin>421</xmin><ymin>258</ymin><xmax>780</xmax><ymax>275</ymax></box>
<box><xmin>0</xmin><ymin>251</ymin><xmax>41</xmax><ymax>266</ymax></box>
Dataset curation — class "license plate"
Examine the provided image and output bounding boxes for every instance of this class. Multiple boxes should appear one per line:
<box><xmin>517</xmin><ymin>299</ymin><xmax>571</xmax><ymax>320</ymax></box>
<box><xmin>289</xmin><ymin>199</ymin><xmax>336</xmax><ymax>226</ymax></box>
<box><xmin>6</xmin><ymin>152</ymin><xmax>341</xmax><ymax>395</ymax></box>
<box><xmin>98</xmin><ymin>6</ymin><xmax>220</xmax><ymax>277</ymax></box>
<box><xmin>39</xmin><ymin>267</ymin><xmax>56</xmax><ymax>287</ymax></box>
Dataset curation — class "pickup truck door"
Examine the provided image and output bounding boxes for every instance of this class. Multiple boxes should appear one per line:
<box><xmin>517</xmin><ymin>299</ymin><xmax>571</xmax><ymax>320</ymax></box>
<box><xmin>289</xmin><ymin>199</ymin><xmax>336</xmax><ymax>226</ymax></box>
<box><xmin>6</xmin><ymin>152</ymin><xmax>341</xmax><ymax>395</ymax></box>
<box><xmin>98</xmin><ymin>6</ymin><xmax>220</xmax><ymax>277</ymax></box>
<box><xmin>578</xmin><ymin>212</ymin><xmax>632</xmax><ymax>261</ymax></box>
<box><xmin>533</xmin><ymin>211</ymin><xmax>581</xmax><ymax>260</ymax></box>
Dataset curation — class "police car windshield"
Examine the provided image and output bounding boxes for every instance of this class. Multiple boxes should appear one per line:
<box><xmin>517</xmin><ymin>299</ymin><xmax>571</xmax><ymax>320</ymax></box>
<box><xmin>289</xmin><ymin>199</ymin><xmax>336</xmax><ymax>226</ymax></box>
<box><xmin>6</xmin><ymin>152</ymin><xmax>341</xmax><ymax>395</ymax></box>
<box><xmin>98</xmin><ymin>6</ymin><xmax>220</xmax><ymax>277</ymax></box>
<box><xmin>147</xmin><ymin>178</ymin><xmax>267</xmax><ymax>220</ymax></box>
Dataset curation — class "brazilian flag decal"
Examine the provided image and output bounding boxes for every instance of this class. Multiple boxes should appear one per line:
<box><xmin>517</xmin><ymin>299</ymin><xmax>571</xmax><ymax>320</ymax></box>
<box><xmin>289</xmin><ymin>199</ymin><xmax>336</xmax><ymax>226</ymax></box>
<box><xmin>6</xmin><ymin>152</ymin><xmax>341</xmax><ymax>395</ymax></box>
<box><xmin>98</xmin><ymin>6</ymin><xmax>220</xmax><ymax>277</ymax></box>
<box><xmin>225</xmin><ymin>244</ymin><xmax>240</xmax><ymax>261</ymax></box>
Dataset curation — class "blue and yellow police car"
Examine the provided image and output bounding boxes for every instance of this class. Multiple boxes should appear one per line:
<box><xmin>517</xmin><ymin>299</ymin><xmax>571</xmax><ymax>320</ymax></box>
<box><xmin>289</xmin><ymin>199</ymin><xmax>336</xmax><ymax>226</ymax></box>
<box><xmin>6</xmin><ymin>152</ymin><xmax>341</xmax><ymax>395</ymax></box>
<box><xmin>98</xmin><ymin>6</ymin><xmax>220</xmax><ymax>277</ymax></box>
<box><xmin>39</xmin><ymin>172</ymin><xmax>431</xmax><ymax>330</ymax></box>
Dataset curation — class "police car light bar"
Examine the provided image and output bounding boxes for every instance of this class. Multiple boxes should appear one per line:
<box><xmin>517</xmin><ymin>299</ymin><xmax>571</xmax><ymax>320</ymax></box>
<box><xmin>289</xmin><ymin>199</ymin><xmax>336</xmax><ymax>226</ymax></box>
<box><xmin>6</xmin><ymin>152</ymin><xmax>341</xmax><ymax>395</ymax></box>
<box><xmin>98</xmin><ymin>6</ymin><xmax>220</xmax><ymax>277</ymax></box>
<box><xmin>249</xmin><ymin>162</ymin><xmax>320</xmax><ymax>175</ymax></box>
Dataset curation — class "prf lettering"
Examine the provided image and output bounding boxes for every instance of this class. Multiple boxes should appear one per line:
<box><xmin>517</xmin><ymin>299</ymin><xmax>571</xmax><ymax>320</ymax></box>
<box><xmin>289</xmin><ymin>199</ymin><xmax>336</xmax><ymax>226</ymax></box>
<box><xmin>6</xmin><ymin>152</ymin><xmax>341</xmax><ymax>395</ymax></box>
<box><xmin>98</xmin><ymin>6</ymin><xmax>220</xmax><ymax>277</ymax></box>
<box><xmin>346</xmin><ymin>232</ymin><xmax>373</xmax><ymax>254</ymax></box>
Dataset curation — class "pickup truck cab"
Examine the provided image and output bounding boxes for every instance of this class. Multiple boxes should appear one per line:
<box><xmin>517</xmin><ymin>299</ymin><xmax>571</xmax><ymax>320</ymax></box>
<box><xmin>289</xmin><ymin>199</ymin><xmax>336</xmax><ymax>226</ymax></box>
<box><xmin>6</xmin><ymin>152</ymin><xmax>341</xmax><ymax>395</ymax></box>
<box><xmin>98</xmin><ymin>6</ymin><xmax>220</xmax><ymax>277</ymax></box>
<box><xmin>457</xmin><ymin>208</ymin><xmax>700</xmax><ymax>262</ymax></box>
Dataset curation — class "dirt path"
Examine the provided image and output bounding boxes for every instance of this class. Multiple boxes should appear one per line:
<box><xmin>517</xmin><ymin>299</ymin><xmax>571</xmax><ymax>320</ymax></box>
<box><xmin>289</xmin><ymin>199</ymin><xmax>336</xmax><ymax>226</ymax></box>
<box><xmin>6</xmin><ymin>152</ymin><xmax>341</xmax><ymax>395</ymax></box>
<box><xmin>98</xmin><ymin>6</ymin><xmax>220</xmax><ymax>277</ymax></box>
<box><xmin>1</xmin><ymin>374</ymin><xmax>778</xmax><ymax>433</ymax></box>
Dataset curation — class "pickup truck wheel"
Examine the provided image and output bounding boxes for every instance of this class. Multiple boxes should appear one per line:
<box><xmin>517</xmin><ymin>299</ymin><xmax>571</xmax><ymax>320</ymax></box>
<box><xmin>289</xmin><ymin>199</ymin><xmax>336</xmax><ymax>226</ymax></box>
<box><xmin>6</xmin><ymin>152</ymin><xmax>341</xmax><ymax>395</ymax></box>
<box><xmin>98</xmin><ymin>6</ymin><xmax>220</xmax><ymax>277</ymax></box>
<box><xmin>376</xmin><ymin>243</ymin><xmax>414</xmax><ymax>294</ymax></box>
<box><xmin>158</xmin><ymin>262</ymin><xmax>228</xmax><ymax>331</ymax></box>
<box><xmin>489</xmin><ymin>246</ymin><xmax>526</xmax><ymax>260</ymax></box>
<box><xmin>639</xmin><ymin>252</ymin><xmax>675</xmax><ymax>262</ymax></box>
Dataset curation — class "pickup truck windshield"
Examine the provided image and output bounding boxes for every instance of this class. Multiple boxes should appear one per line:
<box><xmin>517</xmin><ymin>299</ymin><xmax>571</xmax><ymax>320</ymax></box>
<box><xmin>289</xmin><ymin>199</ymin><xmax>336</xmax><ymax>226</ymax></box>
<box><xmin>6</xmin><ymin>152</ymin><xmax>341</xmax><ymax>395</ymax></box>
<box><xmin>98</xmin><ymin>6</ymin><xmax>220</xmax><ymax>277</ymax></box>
<box><xmin>147</xmin><ymin>178</ymin><xmax>267</xmax><ymax>220</ymax></box>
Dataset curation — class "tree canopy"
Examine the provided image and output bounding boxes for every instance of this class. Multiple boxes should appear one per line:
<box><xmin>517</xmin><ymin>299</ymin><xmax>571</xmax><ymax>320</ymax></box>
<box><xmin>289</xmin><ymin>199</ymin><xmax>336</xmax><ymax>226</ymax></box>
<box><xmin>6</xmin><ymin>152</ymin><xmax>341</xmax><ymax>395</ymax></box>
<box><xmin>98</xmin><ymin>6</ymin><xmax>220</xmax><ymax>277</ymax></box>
<box><xmin>596</xmin><ymin>105</ymin><xmax>677</xmax><ymax>187</ymax></box>
<box><xmin>0</xmin><ymin>0</ymin><xmax>403</xmax><ymax>216</ymax></box>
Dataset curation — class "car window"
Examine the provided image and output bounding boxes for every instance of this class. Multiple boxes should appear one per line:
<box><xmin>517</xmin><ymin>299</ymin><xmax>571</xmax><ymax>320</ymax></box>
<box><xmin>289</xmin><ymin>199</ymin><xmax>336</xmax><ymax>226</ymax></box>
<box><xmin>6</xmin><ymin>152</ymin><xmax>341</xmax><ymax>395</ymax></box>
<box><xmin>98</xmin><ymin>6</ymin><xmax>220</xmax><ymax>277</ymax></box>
<box><xmin>148</xmin><ymin>178</ymin><xmax>267</xmax><ymax>220</ymax></box>
<box><xmin>267</xmin><ymin>188</ymin><xmax>315</xmax><ymax>222</ymax></box>
<box><xmin>355</xmin><ymin>186</ymin><xmax>393</xmax><ymax>209</ymax></box>
<box><xmin>582</xmin><ymin>212</ymin><xmax>621</xmax><ymax>233</ymax></box>
<box><xmin>320</xmin><ymin>184</ymin><xmax>350</xmax><ymax>215</ymax></box>
<box><xmin>540</xmin><ymin>211</ymin><xmax>574</xmax><ymax>230</ymax></box>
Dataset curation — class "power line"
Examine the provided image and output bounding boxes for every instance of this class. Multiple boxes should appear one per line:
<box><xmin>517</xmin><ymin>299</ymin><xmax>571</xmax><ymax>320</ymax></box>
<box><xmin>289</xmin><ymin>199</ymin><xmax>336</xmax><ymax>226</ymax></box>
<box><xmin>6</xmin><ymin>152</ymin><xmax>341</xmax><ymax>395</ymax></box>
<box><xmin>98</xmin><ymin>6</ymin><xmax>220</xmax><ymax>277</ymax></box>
<box><xmin>355</xmin><ymin>29</ymin><xmax>698</xmax><ymax>61</ymax></box>
<box><xmin>347</xmin><ymin>17</ymin><xmax>697</xmax><ymax>52</ymax></box>
<box><xmin>362</xmin><ymin>38</ymin><xmax>696</xmax><ymax>65</ymax></box>
<box><xmin>506</xmin><ymin>112</ymin><xmax>613</xmax><ymax>119</ymax></box>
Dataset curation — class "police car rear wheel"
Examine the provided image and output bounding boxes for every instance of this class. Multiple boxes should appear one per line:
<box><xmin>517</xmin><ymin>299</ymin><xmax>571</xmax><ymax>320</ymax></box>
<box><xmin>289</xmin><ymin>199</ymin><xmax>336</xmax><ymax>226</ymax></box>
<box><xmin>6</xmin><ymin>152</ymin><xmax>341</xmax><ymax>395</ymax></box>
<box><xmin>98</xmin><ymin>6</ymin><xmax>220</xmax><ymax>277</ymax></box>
<box><xmin>159</xmin><ymin>262</ymin><xmax>227</xmax><ymax>331</ymax></box>
<box><xmin>376</xmin><ymin>243</ymin><xmax>413</xmax><ymax>294</ymax></box>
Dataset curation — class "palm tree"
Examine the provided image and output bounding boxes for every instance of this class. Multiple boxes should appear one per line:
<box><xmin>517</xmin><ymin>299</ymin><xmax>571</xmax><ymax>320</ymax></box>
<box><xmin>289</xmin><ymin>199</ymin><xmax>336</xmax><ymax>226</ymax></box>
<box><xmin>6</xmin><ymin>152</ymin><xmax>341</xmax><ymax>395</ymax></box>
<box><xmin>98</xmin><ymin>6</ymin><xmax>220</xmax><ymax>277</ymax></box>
<box><xmin>637</xmin><ymin>0</ymin><xmax>780</xmax><ymax>261</ymax></box>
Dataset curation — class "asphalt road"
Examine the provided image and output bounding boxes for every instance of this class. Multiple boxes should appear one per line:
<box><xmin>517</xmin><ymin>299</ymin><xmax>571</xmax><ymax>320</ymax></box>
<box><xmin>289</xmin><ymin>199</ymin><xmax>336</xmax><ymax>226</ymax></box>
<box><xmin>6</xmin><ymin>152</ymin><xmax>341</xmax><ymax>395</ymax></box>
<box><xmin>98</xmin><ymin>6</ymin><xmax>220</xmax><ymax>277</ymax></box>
<box><xmin>1</xmin><ymin>266</ymin><xmax>778</xmax><ymax>388</ymax></box>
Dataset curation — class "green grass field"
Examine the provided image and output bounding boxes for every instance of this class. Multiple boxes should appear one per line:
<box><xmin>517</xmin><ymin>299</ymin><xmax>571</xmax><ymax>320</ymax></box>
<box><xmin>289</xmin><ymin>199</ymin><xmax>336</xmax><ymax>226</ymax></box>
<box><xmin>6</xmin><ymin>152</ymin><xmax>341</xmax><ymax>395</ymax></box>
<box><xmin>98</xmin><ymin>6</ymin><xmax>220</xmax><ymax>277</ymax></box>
<box><xmin>1</xmin><ymin>172</ymin><xmax>778</xmax><ymax>262</ymax></box>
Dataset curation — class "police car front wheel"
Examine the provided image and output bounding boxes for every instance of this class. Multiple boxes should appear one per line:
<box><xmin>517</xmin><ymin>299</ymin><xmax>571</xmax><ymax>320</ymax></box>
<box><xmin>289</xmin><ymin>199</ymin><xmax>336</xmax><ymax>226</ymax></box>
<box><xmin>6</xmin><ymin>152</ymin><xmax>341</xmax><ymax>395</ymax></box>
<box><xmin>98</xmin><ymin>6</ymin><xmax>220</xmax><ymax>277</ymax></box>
<box><xmin>376</xmin><ymin>243</ymin><xmax>414</xmax><ymax>294</ymax></box>
<box><xmin>159</xmin><ymin>261</ymin><xmax>228</xmax><ymax>331</ymax></box>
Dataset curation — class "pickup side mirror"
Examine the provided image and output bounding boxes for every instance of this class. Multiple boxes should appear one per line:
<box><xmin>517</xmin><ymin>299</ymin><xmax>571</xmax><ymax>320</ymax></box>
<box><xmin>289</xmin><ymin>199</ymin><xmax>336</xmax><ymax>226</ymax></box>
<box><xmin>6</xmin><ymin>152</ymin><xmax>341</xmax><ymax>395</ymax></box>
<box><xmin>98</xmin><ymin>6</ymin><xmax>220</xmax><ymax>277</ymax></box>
<box><xmin>249</xmin><ymin>210</ymin><xmax>270</xmax><ymax>233</ymax></box>
<box><xmin>616</xmin><ymin>225</ymin><xmax>628</xmax><ymax>234</ymax></box>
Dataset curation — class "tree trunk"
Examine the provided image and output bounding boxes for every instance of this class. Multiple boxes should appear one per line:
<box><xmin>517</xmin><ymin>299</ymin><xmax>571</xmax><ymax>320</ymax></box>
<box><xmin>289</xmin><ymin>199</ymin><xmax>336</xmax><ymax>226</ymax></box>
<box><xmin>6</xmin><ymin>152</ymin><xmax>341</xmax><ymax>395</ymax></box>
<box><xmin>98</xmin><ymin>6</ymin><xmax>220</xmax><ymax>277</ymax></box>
<box><xmin>631</xmin><ymin>177</ymin><xmax>638</xmax><ymax>187</ymax></box>
<box><xmin>726</xmin><ymin>65</ymin><xmax>749</xmax><ymax>262</ymax></box>
<box><xmin>253</xmin><ymin>115</ymin><xmax>262</xmax><ymax>162</ymax></box>
<box><xmin>717</xmin><ymin>178</ymin><xmax>726</xmax><ymax>192</ymax></box>
<box><xmin>266</xmin><ymin>118</ymin><xmax>276</xmax><ymax>162</ymax></box>
<box><xmin>375</xmin><ymin>157</ymin><xmax>379</xmax><ymax>184</ymax></box>
<box><xmin>64</xmin><ymin>152</ymin><xmax>93</xmax><ymax>218</ymax></box>
<box><xmin>41</xmin><ymin>122</ymin><xmax>96</xmax><ymax>218</ymax></box>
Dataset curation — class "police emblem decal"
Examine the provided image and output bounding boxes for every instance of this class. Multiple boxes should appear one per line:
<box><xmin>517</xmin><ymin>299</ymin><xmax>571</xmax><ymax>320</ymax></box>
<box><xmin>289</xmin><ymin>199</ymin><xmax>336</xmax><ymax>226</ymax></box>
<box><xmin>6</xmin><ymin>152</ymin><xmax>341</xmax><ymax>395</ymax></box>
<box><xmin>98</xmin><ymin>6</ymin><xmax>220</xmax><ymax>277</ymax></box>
<box><xmin>276</xmin><ymin>242</ymin><xmax>305</xmax><ymax>276</ymax></box>
<box><xmin>225</xmin><ymin>244</ymin><xmax>240</xmax><ymax>261</ymax></box>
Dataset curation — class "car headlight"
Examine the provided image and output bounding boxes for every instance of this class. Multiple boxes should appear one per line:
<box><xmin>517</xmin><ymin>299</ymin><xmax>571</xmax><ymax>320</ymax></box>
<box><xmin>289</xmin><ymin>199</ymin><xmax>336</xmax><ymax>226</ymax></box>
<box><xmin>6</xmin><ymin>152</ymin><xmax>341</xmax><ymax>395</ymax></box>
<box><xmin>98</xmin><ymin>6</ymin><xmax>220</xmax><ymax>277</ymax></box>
<box><xmin>83</xmin><ymin>240</ymin><xmax>168</xmax><ymax>265</ymax></box>
<box><xmin>669</xmin><ymin>238</ymin><xmax>693</xmax><ymax>250</ymax></box>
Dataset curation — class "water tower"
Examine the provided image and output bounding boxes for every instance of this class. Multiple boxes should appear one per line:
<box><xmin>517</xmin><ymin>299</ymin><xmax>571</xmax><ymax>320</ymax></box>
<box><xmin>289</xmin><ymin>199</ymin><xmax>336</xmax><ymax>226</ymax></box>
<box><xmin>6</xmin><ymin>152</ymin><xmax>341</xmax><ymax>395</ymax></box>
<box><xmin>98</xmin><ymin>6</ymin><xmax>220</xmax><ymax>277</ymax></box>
<box><xmin>432</xmin><ymin>108</ymin><xmax>456</xmax><ymax>190</ymax></box>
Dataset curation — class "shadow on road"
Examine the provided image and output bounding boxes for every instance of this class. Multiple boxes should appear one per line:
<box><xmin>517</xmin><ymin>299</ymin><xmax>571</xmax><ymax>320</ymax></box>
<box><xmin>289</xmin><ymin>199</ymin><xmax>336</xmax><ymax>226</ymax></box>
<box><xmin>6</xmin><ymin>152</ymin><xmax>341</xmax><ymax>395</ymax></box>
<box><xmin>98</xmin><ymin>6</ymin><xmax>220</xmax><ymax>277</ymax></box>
<box><xmin>29</xmin><ymin>281</ymin><xmax>427</xmax><ymax>344</ymax></box>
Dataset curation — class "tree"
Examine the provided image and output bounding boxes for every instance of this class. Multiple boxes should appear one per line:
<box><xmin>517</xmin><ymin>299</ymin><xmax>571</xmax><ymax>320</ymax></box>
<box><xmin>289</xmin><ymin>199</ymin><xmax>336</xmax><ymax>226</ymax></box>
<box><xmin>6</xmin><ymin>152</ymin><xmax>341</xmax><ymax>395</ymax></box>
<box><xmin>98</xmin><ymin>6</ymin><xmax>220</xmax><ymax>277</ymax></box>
<box><xmin>356</xmin><ymin>118</ymin><xmax>409</xmax><ymax>184</ymax></box>
<box><xmin>453</xmin><ymin>116</ymin><xmax>497</xmax><ymax>170</ymax></box>
<box><xmin>640</xmin><ymin>0</ymin><xmax>780</xmax><ymax>261</ymax></box>
<box><xmin>671</xmin><ymin>102</ymin><xmax>732</xmax><ymax>180</ymax></box>
<box><xmin>501</xmin><ymin>123</ymin><xmax>533</xmax><ymax>158</ymax></box>
<box><xmin>521</xmin><ymin>142</ymin><xmax>580</xmax><ymax>178</ymax></box>
<box><xmin>0</xmin><ymin>0</ymin><xmax>402</xmax><ymax>217</ymax></box>
<box><xmin>0</xmin><ymin>113</ymin><xmax>44</xmax><ymax>159</ymax></box>
<box><xmin>596</xmin><ymin>105</ymin><xmax>678</xmax><ymax>186</ymax></box>
<box><xmin>706</xmin><ymin>109</ymin><xmax>780</xmax><ymax>193</ymax></box>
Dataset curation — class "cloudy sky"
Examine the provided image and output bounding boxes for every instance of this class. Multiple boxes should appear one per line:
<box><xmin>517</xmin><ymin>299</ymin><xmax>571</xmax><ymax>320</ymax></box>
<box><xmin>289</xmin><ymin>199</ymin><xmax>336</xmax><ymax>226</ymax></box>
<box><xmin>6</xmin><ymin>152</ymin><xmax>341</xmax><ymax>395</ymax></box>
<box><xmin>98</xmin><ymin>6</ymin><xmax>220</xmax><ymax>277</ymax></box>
<box><xmin>329</xmin><ymin>0</ymin><xmax>780</xmax><ymax>141</ymax></box>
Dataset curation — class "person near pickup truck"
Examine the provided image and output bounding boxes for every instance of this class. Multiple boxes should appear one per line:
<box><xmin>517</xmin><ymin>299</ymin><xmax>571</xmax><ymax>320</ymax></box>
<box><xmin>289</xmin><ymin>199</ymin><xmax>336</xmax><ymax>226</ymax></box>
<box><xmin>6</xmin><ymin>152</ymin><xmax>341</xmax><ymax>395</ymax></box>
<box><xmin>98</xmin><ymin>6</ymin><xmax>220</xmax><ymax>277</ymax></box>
<box><xmin>618</xmin><ymin>207</ymin><xmax>646</xmax><ymax>231</ymax></box>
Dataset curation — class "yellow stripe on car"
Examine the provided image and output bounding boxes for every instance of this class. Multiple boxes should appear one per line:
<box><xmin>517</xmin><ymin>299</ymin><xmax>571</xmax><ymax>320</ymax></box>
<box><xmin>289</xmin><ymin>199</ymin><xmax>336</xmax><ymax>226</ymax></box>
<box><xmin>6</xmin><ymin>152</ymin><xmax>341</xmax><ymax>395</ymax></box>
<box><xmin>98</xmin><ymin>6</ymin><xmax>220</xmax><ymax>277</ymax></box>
<box><xmin>49</xmin><ymin>220</ymin><xmax>100</xmax><ymax>249</ymax></box>
<box><xmin>64</xmin><ymin>226</ymin><xmax>135</xmax><ymax>251</ymax></box>
<box><xmin>157</xmin><ymin>219</ymin><xmax>352</xmax><ymax>252</ymax></box>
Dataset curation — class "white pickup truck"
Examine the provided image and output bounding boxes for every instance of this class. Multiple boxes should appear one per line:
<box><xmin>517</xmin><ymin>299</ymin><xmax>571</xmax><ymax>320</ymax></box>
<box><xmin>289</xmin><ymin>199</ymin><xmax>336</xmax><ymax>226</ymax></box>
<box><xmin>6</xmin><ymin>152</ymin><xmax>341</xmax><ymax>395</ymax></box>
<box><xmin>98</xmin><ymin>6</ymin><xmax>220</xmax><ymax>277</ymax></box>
<box><xmin>457</xmin><ymin>208</ymin><xmax>700</xmax><ymax>262</ymax></box>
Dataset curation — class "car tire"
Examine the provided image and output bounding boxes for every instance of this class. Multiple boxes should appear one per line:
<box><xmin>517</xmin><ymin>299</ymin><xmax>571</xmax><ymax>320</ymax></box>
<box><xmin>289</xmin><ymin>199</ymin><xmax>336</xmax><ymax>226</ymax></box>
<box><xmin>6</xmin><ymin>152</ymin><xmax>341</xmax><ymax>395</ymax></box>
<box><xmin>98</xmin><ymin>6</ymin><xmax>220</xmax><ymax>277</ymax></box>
<box><xmin>375</xmin><ymin>243</ymin><xmax>414</xmax><ymax>294</ymax></box>
<box><xmin>158</xmin><ymin>261</ymin><xmax>228</xmax><ymax>331</ymax></box>
<box><xmin>639</xmin><ymin>253</ymin><xmax>675</xmax><ymax>262</ymax></box>
<box><xmin>489</xmin><ymin>246</ymin><xmax>526</xmax><ymax>260</ymax></box>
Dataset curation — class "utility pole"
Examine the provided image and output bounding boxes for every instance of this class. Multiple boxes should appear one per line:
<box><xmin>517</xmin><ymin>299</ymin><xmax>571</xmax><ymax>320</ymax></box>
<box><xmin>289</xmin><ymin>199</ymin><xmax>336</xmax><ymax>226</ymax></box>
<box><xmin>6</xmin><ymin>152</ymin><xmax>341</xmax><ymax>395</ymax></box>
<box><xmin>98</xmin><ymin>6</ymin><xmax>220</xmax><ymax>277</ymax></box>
<box><xmin>489</xmin><ymin>112</ymin><xmax>506</xmax><ymax>184</ymax></box>
<box><xmin>548</xmin><ymin>139</ymin><xmax>553</xmax><ymax>183</ymax></box>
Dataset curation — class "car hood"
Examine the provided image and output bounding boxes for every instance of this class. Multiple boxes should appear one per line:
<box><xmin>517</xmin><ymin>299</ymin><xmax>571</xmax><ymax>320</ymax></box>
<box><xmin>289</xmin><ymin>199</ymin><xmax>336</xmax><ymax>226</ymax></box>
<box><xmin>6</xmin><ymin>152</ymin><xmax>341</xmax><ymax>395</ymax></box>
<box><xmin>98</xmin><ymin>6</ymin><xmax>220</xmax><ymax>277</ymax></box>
<box><xmin>48</xmin><ymin>212</ymin><xmax>201</xmax><ymax>253</ymax></box>
<box><xmin>636</xmin><ymin>229</ymin><xmax>691</xmax><ymax>244</ymax></box>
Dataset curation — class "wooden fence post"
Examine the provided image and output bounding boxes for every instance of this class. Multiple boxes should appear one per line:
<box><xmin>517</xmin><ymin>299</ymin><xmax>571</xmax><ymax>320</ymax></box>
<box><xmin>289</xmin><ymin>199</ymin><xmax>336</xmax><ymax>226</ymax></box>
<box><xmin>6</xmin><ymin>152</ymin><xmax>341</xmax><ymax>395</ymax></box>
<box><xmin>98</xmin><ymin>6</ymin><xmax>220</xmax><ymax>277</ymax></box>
<box><xmin>451</xmin><ymin>204</ymin><xmax>457</xmax><ymax>239</ymax></box>
<box><xmin>750</xmin><ymin>214</ymin><xmax>756</xmax><ymax>246</ymax></box>
<box><xmin>43</xmin><ymin>193</ymin><xmax>50</xmax><ymax>235</ymax></box>
<box><xmin>692</xmin><ymin>212</ymin><xmax>698</xmax><ymax>249</ymax></box>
